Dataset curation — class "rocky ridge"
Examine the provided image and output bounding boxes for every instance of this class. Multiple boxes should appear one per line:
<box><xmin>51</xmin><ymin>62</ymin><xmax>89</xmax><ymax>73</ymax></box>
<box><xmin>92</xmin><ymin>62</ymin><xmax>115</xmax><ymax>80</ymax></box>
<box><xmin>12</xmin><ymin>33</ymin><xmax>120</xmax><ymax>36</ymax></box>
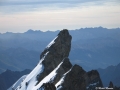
<box><xmin>10</xmin><ymin>29</ymin><xmax>103</xmax><ymax>90</ymax></box>
<box><xmin>37</xmin><ymin>29</ymin><xmax>72</xmax><ymax>84</ymax></box>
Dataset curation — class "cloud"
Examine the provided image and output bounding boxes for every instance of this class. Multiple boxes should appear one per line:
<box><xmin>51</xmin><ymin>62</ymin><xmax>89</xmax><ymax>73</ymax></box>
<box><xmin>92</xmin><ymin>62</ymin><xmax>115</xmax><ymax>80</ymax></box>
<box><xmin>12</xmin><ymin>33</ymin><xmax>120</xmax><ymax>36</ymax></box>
<box><xmin>0</xmin><ymin>0</ymin><xmax>120</xmax><ymax>33</ymax></box>
<box><xmin>0</xmin><ymin>0</ymin><xmax>100</xmax><ymax>6</ymax></box>
<box><xmin>0</xmin><ymin>0</ymin><xmax>119</xmax><ymax>14</ymax></box>
<box><xmin>1</xmin><ymin>0</ymin><xmax>119</xmax><ymax>6</ymax></box>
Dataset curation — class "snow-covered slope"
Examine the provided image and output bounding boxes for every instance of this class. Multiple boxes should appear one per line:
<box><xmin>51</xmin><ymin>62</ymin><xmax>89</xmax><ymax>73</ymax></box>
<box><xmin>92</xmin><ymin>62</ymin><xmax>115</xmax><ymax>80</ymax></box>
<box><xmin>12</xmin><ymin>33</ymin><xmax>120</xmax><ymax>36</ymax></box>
<box><xmin>32</xmin><ymin>59</ymin><xmax>65</xmax><ymax>90</ymax></box>
<box><xmin>9</xmin><ymin>55</ymin><xmax>71</xmax><ymax>90</ymax></box>
<box><xmin>55</xmin><ymin>68</ymin><xmax>71</xmax><ymax>89</ymax></box>
<box><xmin>9</xmin><ymin>52</ymin><xmax>48</xmax><ymax>90</ymax></box>
<box><xmin>8</xmin><ymin>75</ymin><xmax>27</xmax><ymax>90</ymax></box>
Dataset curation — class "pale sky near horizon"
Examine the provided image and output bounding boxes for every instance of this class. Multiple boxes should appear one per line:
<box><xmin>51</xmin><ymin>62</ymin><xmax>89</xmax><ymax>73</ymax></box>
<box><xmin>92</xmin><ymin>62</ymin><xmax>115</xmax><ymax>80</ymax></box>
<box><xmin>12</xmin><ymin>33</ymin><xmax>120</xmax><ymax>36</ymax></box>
<box><xmin>0</xmin><ymin>0</ymin><xmax>120</xmax><ymax>33</ymax></box>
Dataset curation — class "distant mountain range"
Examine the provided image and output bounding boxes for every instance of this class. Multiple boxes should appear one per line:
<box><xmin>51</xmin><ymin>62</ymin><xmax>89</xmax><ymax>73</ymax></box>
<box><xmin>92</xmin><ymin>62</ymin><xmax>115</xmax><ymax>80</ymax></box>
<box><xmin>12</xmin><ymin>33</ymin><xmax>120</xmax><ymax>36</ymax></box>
<box><xmin>98</xmin><ymin>63</ymin><xmax>120</xmax><ymax>87</ymax></box>
<box><xmin>0</xmin><ymin>27</ymin><xmax>120</xmax><ymax>73</ymax></box>
<box><xmin>0</xmin><ymin>47</ymin><xmax>39</xmax><ymax>73</ymax></box>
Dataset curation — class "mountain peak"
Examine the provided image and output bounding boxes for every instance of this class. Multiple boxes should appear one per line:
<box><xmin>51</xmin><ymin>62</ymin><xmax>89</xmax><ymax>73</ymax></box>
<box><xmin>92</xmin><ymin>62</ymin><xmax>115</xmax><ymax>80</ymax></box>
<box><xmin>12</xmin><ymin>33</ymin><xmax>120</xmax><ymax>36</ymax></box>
<box><xmin>40</xmin><ymin>29</ymin><xmax>72</xmax><ymax>59</ymax></box>
<box><xmin>10</xmin><ymin>29</ymin><xmax>103</xmax><ymax>90</ymax></box>
<box><xmin>25</xmin><ymin>29</ymin><xmax>43</xmax><ymax>34</ymax></box>
<box><xmin>38</xmin><ymin>29</ymin><xmax>72</xmax><ymax>83</ymax></box>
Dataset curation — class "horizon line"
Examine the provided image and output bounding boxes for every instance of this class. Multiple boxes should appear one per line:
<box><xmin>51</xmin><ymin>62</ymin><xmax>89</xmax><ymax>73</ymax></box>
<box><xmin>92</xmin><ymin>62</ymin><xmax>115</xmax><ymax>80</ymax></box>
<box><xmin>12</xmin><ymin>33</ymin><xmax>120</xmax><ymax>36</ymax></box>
<box><xmin>0</xmin><ymin>26</ymin><xmax>120</xmax><ymax>34</ymax></box>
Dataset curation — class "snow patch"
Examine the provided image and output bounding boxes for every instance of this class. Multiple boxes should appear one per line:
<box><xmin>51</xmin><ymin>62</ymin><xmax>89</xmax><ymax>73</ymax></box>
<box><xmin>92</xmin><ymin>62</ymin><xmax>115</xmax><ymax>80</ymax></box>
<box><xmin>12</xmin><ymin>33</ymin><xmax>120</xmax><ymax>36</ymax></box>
<box><xmin>32</xmin><ymin>59</ymin><xmax>64</xmax><ymax>90</ymax></box>
<box><xmin>8</xmin><ymin>75</ymin><xmax>27</xmax><ymax>90</ymax></box>
<box><xmin>46</xmin><ymin>36</ymin><xmax>58</xmax><ymax>48</ymax></box>
<box><xmin>55</xmin><ymin>68</ymin><xmax>72</xmax><ymax>89</ymax></box>
<box><xmin>86</xmin><ymin>81</ymin><xmax>99</xmax><ymax>89</ymax></box>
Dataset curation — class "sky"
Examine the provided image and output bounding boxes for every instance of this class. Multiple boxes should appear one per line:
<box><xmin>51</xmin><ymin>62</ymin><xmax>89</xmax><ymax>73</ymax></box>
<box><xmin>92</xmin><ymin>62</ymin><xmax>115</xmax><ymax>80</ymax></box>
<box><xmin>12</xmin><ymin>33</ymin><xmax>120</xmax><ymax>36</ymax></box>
<box><xmin>0</xmin><ymin>0</ymin><xmax>120</xmax><ymax>33</ymax></box>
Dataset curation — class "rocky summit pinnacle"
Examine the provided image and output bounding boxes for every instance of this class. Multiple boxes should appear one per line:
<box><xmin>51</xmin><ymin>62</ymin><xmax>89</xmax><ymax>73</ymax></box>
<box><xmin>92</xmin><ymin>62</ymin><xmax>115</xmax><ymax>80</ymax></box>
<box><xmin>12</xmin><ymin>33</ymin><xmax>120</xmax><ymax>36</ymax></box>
<box><xmin>38</xmin><ymin>29</ymin><xmax>72</xmax><ymax>83</ymax></box>
<box><xmin>40</xmin><ymin>29</ymin><xmax>72</xmax><ymax>59</ymax></box>
<box><xmin>9</xmin><ymin>29</ymin><xmax>103</xmax><ymax>90</ymax></box>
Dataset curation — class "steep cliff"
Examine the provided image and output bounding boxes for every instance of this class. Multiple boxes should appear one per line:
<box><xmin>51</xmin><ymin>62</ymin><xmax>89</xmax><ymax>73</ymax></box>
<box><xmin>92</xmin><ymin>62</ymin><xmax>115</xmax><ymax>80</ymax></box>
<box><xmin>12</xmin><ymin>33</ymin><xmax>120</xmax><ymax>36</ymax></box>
<box><xmin>9</xmin><ymin>29</ymin><xmax>103</xmax><ymax>90</ymax></box>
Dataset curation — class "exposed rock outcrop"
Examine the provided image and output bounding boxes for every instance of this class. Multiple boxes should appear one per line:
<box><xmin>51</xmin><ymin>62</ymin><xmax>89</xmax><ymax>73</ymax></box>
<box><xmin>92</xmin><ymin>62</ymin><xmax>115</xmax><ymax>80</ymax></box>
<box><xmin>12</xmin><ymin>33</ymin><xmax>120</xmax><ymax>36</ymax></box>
<box><xmin>37</xmin><ymin>29</ymin><xmax>103</xmax><ymax>90</ymax></box>
<box><xmin>108</xmin><ymin>81</ymin><xmax>120</xmax><ymax>90</ymax></box>
<box><xmin>59</xmin><ymin>65</ymin><xmax>86</xmax><ymax>90</ymax></box>
<box><xmin>109</xmin><ymin>81</ymin><xmax>114</xmax><ymax>88</ymax></box>
<box><xmin>52</xmin><ymin>57</ymin><xmax>72</xmax><ymax>84</ymax></box>
<box><xmin>86</xmin><ymin>70</ymin><xmax>103</xmax><ymax>90</ymax></box>
<box><xmin>56</xmin><ymin>65</ymin><xmax>103</xmax><ymax>90</ymax></box>
<box><xmin>37</xmin><ymin>29</ymin><xmax>72</xmax><ymax>84</ymax></box>
<box><xmin>40</xmin><ymin>82</ymin><xmax>56</xmax><ymax>90</ymax></box>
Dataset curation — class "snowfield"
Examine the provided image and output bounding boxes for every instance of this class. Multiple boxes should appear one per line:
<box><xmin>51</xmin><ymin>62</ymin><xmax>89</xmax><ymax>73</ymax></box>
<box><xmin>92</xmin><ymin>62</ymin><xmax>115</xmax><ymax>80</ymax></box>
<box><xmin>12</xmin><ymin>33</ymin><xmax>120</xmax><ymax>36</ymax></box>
<box><xmin>8</xmin><ymin>52</ymin><xmax>49</xmax><ymax>90</ymax></box>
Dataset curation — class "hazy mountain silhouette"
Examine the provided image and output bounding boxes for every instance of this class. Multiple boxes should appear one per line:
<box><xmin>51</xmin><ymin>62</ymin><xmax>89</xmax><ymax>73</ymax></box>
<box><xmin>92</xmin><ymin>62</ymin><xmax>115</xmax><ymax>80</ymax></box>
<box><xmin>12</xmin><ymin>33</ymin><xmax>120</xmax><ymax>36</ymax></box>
<box><xmin>98</xmin><ymin>63</ymin><xmax>120</xmax><ymax>87</ymax></box>
<box><xmin>0</xmin><ymin>27</ymin><xmax>120</xmax><ymax>73</ymax></box>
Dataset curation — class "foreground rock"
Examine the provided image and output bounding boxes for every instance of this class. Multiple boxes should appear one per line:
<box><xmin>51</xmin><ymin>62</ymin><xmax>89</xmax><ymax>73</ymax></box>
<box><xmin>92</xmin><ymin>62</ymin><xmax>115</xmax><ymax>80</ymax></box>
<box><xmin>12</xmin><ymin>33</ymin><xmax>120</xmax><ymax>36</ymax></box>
<box><xmin>56</xmin><ymin>65</ymin><xmax>103</xmax><ymax>90</ymax></box>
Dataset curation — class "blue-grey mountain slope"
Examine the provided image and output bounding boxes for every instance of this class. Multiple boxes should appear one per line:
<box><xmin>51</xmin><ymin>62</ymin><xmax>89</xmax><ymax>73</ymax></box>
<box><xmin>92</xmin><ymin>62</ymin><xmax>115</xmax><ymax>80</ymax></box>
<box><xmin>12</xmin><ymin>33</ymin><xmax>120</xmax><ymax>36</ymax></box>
<box><xmin>0</xmin><ymin>27</ymin><xmax>120</xmax><ymax>73</ymax></box>
<box><xmin>98</xmin><ymin>63</ymin><xmax>120</xmax><ymax>87</ymax></box>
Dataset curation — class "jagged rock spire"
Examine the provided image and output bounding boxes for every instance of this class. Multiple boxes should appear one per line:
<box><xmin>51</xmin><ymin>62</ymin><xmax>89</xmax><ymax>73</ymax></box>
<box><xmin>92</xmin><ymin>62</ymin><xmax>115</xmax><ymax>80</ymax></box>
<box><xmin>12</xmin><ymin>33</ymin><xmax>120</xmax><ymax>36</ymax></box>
<box><xmin>37</xmin><ymin>29</ymin><xmax>103</xmax><ymax>90</ymax></box>
<box><xmin>11</xmin><ymin>29</ymin><xmax>103</xmax><ymax>90</ymax></box>
<box><xmin>37</xmin><ymin>29</ymin><xmax>72</xmax><ymax>84</ymax></box>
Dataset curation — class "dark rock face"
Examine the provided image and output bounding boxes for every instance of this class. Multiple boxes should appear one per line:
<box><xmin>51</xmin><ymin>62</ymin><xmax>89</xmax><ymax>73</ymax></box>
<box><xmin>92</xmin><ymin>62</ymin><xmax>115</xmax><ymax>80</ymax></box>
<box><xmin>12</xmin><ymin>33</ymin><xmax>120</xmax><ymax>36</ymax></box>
<box><xmin>37</xmin><ymin>29</ymin><xmax>103</xmax><ymax>90</ymax></box>
<box><xmin>53</xmin><ymin>57</ymin><xmax>72</xmax><ymax>84</ymax></box>
<box><xmin>37</xmin><ymin>29</ymin><xmax>72</xmax><ymax>83</ymax></box>
<box><xmin>86</xmin><ymin>70</ymin><xmax>103</xmax><ymax>90</ymax></box>
<box><xmin>40</xmin><ymin>82</ymin><xmax>56</xmax><ymax>90</ymax></box>
<box><xmin>58</xmin><ymin>65</ymin><xmax>103</xmax><ymax>90</ymax></box>
<box><xmin>60</xmin><ymin>65</ymin><xmax>86</xmax><ymax>90</ymax></box>
<box><xmin>109</xmin><ymin>81</ymin><xmax>114</xmax><ymax>88</ymax></box>
<box><xmin>40</xmin><ymin>29</ymin><xmax>72</xmax><ymax>59</ymax></box>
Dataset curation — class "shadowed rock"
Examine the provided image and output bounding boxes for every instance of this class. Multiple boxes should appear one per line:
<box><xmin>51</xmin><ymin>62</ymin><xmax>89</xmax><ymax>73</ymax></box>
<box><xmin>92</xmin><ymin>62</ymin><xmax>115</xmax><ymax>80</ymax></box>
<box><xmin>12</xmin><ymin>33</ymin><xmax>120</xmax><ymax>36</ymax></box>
<box><xmin>108</xmin><ymin>81</ymin><xmax>114</xmax><ymax>88</ymax></box>
<box><xmin>36</xmin><ymin>29</ymin><xmax>103</xmax><ymax>90</ymax></box>
<box><xmin>37</xmin><ymin>29</ymin><xmax>72</xmax><ymax>84</ymax></box>
<box><xmin>59</xmin><ymin>65</ymin><xmax>86</xmax><ymax>90</ymax></box>
<box><xmin>40</xmin><ymin>82</ymin><xmax>56</xmax><ymax>90</ymax></box>
<box><xmin>52</xmin><ymin>57</ymin><xmax>72</xmax><ymax>84</ymax></box>
<box><xmin>57</xmin><ymin>66</ymin><xmax>103</xmax><ymax>90</ymax></box>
